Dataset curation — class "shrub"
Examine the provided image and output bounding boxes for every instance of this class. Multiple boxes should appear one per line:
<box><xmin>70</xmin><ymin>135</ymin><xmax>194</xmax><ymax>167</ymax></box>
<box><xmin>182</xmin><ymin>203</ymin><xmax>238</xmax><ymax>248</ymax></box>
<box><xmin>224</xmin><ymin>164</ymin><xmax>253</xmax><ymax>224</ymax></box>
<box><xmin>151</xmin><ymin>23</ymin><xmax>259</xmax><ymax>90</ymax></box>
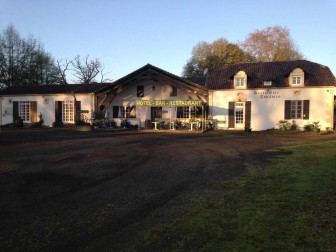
<box><xmin>290</xmin><ymin>120</ymin><xmax>298</xmax><ymax>130</ymax></box>
<box><xmin>121</xmin><ymin>119</ymin><xmax>131</xmax><ymax>128</ymax></box>
<box><xmin>53</xmin><ymin>121</ymin><xmax>64</xmax><ymax>128</ymax></box>
<box><xmin>304</xmin><ymin>121</ymin><xmax>320</xmax><ymax>132</ymax></box>
<box><xmin>277</xmin><ymin>120</ymin><xmax>291</xmax><ymax>131</ymax></box>
<box><xmin>13</xmin><ymin>117</ymin><xmax>23</xmax><ymax>127</ymax></box>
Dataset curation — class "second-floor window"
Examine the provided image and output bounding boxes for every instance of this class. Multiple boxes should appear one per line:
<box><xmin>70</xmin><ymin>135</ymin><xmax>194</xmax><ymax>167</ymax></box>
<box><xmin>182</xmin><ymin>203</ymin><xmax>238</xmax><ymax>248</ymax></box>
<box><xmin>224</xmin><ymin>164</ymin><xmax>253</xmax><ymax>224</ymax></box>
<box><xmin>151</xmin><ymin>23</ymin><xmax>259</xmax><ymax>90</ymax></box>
<box><xmin>137</xmin><ymin>86</ymin><xmax>144</xmax><ymax>97</ymax></box>
<box><xmin>234</xmin><ymin>71</ymin><xmax>247</xmax><ymax>88</ymax></box>
<box><xmin>236</xmin><ymin>77</ymin><xmax>245</xmax><ymax>87</ymax></box>
<box><xmin>292</xmin><ymin>76</ymin><xmax>301</xmax><ymax>85</ymax></box>
<box><xmin>170</xmin><ymin>86</ymin><xmax>177</xmax><ymax>97</ymax></box>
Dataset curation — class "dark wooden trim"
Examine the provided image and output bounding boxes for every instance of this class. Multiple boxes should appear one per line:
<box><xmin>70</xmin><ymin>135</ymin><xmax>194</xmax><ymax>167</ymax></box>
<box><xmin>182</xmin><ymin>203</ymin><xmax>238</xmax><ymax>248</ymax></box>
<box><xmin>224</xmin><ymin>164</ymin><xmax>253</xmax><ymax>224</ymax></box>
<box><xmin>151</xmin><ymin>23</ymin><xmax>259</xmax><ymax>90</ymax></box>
<box><xmin>245</xmin><ymin>101</ymin><xmax>251</xmax><ymax>129</ymax></box>
<box><xmin>228</xmin><ymin>102</ymin><xmax>235</xmax><ymax>128</ymax></box>
<box><xmin>30</xmin><ymin>101</ymin><xmax>37</xmax><ymax>122</ymax></box>
<box><xmin>55</xmin><ymin>101</ymin><xmax>62</xmax><ymax>122</ymax></box>
<box><xmin>75</xmin><ymin>101</ymin><xmax>81</xmax><ymax>121</ymax></box>
<box><xmin>303</xmin><ymin>100</ymin><xmax>310</xmax><ymax>120</ymax></box>
<box><xmin>284</xmin><ymin>100</ymin><xmax>291</xmax><ymax>120</ymax></box>
<box><xmin>13</xmin><ymin>101</ymin><xmax>18</xmax><ymax>120</ymax></box>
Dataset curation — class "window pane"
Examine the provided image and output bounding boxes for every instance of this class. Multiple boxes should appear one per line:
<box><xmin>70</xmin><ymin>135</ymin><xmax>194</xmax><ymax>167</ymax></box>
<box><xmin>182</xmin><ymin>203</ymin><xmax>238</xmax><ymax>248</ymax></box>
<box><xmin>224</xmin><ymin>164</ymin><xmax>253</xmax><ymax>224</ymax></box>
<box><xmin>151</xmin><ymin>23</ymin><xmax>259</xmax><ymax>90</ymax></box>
<box><xmin>63</xmin><ymin>101</ymin><xmax>74</xmax><ymax>122</ymax></box>
<box><xmin>236</xmin><ymin>77</ymin><xmax>244</xmax><ymax>87</ymax></box>
<box><xmin>19</xmin><ymin>101</ymin><xmax>30</xmax><ymax>122</ymax></box>
<box><xmin>137</xmin><ymin>86</ymin><xmax>144</xmax><ymax>97</ymax></box>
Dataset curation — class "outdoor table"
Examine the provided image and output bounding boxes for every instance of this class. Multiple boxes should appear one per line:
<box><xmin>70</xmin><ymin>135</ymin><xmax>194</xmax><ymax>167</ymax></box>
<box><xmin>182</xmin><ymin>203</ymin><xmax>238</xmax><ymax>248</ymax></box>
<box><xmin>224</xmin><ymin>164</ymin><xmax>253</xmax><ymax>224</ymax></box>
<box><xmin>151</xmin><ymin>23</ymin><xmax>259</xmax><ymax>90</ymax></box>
<box><xmin>152</xmin><ymin>121</ymin><xmax>159</xmax><ymax>130</ymax></box>
<box><xmin>189</xmin><ymin>122</ymin><xmax>199</xmax><ymax>131</ymax></box>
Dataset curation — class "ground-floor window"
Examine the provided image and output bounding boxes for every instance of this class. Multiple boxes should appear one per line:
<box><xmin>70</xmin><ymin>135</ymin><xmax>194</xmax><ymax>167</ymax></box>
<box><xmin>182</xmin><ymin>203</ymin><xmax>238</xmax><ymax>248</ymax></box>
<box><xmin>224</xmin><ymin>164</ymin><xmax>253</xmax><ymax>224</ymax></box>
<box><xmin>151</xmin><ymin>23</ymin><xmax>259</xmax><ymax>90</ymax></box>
<box><xmin>285</xmin><ymin>100</ymin><xmax>309</xmax><ymax>120</ymax></box>
<box><xmin>63</xmin><ymin>101</ymin><xmax>74</xmax><ymax>122</ymax></box>
<box><xmin>177</xmin><ymin>106</ymin><xmax>199</xmax><ymax>119</ymax></box>
<box><xmin>19</xmin><ymin>101</ymin><xmax>30</xmax><ymax>122</ymax></box>
<box><xmin>290</xmin><ymin>100</ymin><xmax>302</xmax><ymax>119</ymax></box>
<box><xmin>120</xmin><ymin>106</ymin><xmax>136</xmax><ymax>118</ymax></box>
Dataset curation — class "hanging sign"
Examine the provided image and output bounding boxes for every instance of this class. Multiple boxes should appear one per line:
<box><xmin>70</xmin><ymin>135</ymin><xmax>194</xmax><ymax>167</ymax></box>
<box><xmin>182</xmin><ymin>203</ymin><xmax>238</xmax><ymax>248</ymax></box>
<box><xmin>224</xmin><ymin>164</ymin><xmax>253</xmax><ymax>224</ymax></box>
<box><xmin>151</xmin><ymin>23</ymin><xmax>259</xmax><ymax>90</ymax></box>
<box><xmin>136</xmin><ymin>100</ymin><xmax>202</xmax><ymax>107</ymax></box>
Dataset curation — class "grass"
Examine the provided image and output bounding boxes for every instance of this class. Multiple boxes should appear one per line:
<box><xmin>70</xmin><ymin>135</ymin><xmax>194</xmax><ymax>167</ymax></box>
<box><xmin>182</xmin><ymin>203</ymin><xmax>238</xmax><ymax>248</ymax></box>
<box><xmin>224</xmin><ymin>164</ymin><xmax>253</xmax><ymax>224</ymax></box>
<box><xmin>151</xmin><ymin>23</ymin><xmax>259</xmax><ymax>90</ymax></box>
<box><xmin>126</xmin><ymin>140</ymin><xmax>336</xmax><ymax>251</ymax></box>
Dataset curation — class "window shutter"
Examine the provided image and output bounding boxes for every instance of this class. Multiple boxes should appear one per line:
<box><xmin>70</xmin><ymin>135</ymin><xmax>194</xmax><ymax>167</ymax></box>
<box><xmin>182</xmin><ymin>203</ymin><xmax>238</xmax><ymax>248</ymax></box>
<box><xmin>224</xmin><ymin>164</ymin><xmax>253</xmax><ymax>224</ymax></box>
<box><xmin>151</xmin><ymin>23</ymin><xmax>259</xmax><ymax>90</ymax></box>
<box><xmin>55</xmin><ymin>101</ymin><xmax>63</xmax><ymax>122</ymax></box>
<box><xmin>177</xmin><ymin>107</ymin><xmax>183</xmax><ymax>118</ymax></box>
<box><xmin>245</xmin><ymin>101</ymin><xmax>251</xmax><ymax>129</ymax></box>
<box><xmin>112</xmin><ymin>106</ymin><xmax>119</xmax><ymax>118</ymax></box>
<box><xmin>130</xmin><ymin>106</ymin><xmax>136</xmax><ymax>118</ymax></box>
<box><xmin>284</xmin><ymin>100</ymin><xmax>291</xmax><ymax>120</ymax></box>
<box><xmin>30</xmin><ymin>101</ymin><xmax>37</xmax><ymax>122</ymax></box>
<box><xmin>228</xmin><ymin>102</ymin><xmax>235</xmax><ymax>128</ymax></box>
<box><xmin>75</xmin><ymin>101</ymin><xmax>81</xmax><ymax>121</ymax></box>
<box><xmin>303</xmin><ymin>100</ymin><xmax>310</xmax><ymax>120</ymax></box>
<box><xmin>13</xmin><ymin>101</ymin><xmax>19</xmax><ymax>120</ymax></box>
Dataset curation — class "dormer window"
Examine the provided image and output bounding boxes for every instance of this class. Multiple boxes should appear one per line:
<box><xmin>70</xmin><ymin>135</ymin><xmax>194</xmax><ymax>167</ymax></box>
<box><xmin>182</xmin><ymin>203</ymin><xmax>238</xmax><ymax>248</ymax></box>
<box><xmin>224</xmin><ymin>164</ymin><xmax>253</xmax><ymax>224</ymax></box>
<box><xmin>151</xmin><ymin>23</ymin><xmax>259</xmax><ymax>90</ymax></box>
<box><xmin>292</xmin><ymin>76</ymin><xmax>301</xmax><ymax>85</ymax></box>
<box><xmin>234</xmin><ymin>71</ymin><xmax>247</xmax><ymax>89</ymax></box>
<box><xmin>263</xmin><ymin>81</ymin><xmax>272</xmax><ymax>86</ymax></box>
<box><xmin>236</xmin><ymin>77</ymin><xmax>244</xmax><ymax>87</ymax></box>
<box><xmin>289</xmin><ymin>68</ymin><xmax>304</xmax><ymax>87</ymax></box>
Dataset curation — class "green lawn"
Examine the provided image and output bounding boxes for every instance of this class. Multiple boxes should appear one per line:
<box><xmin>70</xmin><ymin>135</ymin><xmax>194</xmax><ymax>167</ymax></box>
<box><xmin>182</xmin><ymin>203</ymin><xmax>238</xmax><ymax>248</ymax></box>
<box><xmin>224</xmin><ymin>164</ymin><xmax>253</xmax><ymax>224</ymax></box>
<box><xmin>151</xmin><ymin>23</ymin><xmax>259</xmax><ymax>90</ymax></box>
<box><xmin>127</xmin><ymin>140</ymin><xmax>336</xmax><ymax>251</ymax></box>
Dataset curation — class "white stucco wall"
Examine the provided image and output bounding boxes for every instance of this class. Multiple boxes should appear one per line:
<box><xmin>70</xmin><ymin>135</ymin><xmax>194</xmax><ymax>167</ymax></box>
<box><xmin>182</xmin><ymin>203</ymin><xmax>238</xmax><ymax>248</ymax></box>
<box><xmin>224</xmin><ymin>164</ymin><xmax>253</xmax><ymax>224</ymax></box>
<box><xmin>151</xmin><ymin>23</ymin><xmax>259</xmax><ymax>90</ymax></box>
<box><xmin>107</xmin><ymin>79</ymin><xmax>201</xmax><ymax>127</ymax></box>
<box><xmin>0</xmin><ymin>93</ymin><xmax>95</xmax><ymax>127</ymax></box>
<box><xmin>210</xmin><ymin>86</ymin><xmax>335</xmax><ymax>131</ymax></box>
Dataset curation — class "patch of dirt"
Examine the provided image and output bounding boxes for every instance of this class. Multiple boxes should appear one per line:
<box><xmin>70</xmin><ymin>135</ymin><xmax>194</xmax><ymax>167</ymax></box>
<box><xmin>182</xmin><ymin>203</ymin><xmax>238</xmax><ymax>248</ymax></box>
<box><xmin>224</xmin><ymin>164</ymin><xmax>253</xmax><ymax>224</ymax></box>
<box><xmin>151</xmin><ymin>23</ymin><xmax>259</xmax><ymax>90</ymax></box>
<box><xmin>0</xmin><ymin>129</ymin><xmax>335</xmax><ymax>251</ymax></box>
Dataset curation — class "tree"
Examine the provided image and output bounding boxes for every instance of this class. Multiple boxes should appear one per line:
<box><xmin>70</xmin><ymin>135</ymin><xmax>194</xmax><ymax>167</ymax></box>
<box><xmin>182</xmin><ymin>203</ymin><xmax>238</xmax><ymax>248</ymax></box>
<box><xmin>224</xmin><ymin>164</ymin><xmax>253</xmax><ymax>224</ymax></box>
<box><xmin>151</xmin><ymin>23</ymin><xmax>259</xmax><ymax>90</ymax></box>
<box><xmin>0</xmin><ymin>25</ymin><xmax>61</xmax><ymax>88</ymax></box>
<box><xmin>57</xmin><ymin>58</ymin><xmax>71</xmax><ymax>84</ymax></box>
<box><xmin>71</xmin><ymin>55</ymin><xmax>103</xmax><ymax>84</ymax></box>
<box><xmin>182</xmin><ymin>38</ymin><xmax>254</xmax><ymax>78</ymax></box>
<box><xmin>240</xmin><ymin>26</ymin><xmax>304</xmax><ymax>62</ymax></box>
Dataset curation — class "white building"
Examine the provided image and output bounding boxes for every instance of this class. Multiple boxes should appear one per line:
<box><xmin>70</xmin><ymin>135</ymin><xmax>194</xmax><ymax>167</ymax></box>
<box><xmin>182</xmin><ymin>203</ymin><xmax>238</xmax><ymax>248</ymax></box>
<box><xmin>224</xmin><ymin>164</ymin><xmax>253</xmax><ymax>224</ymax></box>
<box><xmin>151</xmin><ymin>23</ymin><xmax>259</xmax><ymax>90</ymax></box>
<box><xmin>207</xmin><ymin>60</ymin><xmax>336</xmax><ymax>131</ymax></box>
<box><xmin>0</xmin><ymin>60</ymin><xmax>335</xmax><ymax>131</ymax></box>
<box><xmin>0</xmin><ymin>84</ymin><xmax>111</xmax><ymax>127</ymax></box>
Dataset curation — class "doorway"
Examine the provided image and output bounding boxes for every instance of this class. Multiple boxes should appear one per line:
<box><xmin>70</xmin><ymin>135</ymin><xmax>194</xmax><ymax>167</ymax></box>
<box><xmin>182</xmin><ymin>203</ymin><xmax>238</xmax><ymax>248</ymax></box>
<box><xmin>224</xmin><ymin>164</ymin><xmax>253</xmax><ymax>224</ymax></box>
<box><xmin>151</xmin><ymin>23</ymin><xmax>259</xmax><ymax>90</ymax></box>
<box><xmin>235</xmin><ymin>102</ymin><xmax>245</xmax><ymax>128</ymax></box>
<box><xmin>151</xmin><ymin>107</ymin><xmax>162</xmax><ymax>121</ymax></box>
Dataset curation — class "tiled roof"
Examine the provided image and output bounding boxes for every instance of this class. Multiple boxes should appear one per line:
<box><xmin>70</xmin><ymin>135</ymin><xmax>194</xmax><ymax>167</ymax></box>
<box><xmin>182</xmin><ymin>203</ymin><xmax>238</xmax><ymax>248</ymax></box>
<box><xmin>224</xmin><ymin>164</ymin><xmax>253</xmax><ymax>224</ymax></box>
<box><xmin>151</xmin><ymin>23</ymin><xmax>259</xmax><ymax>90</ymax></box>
<box><xmin>207</xmin><ymin>60</ymin><xmax>336</xmax><ymax>90</ymax></box>
<box><xmin>186</xmin><ymin>76</ymin><xmax>207</xmax><ymax>86</ymax></box>
<box><xmin>0</xmin><ymin>83</ymin><xmax>113</xmax><ymax>95</ymax></box>
<box><xmin>113</xmin><ymin>64</ymin><xmax>208</xmax><ymax>91</ymax></box>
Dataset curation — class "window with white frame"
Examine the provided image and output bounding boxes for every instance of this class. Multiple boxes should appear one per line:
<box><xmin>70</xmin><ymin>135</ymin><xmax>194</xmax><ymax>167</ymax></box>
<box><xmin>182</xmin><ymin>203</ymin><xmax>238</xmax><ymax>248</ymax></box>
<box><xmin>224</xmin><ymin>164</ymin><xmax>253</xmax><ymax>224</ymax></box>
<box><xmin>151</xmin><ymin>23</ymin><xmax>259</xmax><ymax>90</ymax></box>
<box><xmin>236</xmin><ymin>77</ymin><xmax>245</xmax><ymax>87</ymax></box>
<box><xmin>120</xmin><ymin>106</ymin><xmax>136</xmax><ymax>118</ymax></box>
<box><xmin>292</xmin><ymin>76</ymin><xmax>301</xmax><ymax>85</ymax></box>
<box><xmin>234</xmin><ymin>71</ymin><xmax>247</xmax><ymax>88</ymax></box>
<box><xmin>289</xmin><ymin>68</ymin><xmax>304</xmax><ymax>86</ymax></box>
<box><xmin>63</xmin><ymin>101</ymin><xmax>74</xmax><ymax>122</ymax></box>
<box><xmin>290</xmin><ymin>100</ymin><xmax>302</xmax><ymax>119</ymax></box>
<box><xmin>19</xmin><ymin>101</ymin><xmax>30</xmax><ymax>122</ymax></box>
<box><xmin>120</xmin><ymin>106</ymin><xmax>130</xmax><ymax>118</ymax></box>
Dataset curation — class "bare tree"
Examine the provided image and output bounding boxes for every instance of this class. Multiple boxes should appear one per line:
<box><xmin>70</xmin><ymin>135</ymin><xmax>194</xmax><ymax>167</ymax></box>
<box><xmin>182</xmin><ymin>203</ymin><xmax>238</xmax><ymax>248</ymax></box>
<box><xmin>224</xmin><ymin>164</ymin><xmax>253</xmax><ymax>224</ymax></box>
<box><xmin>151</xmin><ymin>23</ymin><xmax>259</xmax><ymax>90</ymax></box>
<box><xmin>71</xmin><ymin>55</ymin><xmax>102</xmax><ymax>84</ymax></box>
<box><xmin>57</xmin><ymin>58</ymin><xmax>71</xmax><ymax>84</ymax></box>
<box><xmin>0</xmin><ymin>25</ymin><xmax>61</xmax><ymax>88</ymax></box>
<box><xmin>99</xmin><ymin>64</ymin><xmax>112</xmax><ymax>83</ymax></box>
<box><xmin>240</xmin><ymin>26</ymin><xmax>304</xmax><ymax>62</ymax></box>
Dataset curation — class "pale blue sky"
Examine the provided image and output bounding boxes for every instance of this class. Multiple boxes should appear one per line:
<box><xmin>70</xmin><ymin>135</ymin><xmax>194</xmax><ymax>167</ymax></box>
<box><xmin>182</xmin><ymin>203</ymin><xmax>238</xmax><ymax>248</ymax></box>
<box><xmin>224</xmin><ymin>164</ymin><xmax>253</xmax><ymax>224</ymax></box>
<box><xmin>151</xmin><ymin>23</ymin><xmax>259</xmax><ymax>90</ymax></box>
<box><xmin>0</xmin><ymin>0</ymin><xmax>335</xmax><ymax>81</ymax></box>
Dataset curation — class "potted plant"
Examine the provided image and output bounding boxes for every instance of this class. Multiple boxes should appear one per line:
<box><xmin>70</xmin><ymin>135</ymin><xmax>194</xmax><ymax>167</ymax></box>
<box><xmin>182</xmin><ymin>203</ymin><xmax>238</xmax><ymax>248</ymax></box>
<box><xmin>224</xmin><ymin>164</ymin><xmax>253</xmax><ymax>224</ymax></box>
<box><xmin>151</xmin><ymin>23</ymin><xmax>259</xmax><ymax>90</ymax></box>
<box><xmin>278</xmin><ymin>120</ymin><xmax>290</xmax><ymax>131</ymax></box>
<box><xmin>311</xmin><ymin>121</ymin><xmax>321</xmax><ymax>133</ymax></box>
<box><xmin>76</xmin><ymin>114</ymin><xmax>92</xmax><ymax>131</ymax></box>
